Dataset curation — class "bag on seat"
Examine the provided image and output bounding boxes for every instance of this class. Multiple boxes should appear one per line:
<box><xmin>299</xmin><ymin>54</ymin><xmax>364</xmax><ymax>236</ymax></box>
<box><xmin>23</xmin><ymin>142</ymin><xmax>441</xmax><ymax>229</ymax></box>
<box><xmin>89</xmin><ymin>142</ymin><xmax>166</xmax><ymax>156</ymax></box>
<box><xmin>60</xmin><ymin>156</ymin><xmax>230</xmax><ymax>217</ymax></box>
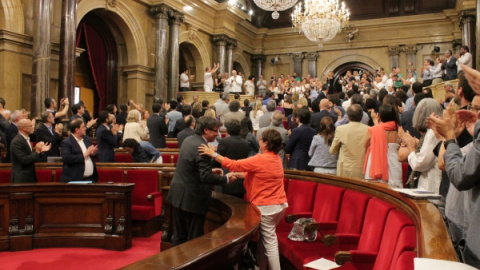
<box><xmin>288</xmin><ymin>218</ymin><xmax>317</xmax><ymax>242</ymax></box>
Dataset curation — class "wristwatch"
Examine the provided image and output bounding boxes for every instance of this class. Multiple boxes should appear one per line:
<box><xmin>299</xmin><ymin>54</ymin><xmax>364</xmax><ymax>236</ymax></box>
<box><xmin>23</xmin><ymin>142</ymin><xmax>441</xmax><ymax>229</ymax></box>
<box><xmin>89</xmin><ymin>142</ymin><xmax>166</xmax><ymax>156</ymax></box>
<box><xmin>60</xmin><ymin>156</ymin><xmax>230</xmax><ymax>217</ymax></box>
<box><xmin>213</xmin><ymin>153</ymin><xmax>218</xmax><ymax>158</ymax></box>
<box><xmin>444</xmin><ymin>139</ymin><xmax>457</xmax><ymax>149</ymax></box>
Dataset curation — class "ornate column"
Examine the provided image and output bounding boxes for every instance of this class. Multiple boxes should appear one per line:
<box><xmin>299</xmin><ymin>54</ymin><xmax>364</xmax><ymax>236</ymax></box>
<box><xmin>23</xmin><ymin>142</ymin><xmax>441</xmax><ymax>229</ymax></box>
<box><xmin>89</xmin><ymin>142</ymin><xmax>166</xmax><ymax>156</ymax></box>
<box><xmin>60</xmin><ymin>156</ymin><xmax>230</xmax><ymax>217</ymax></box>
<box><xmin>167</xmin><ymin>10</ymin><xmax>184</xmax><ymax>101</ymax></box>
<box><xmin>404</xmin><ymin>45</ymin><xmax>418</xmax><ymax>68</ymax></box>
<box><xmin>32</xmin><ymin>0</ymin><xmax>52</xmax><ymax>117</ymax></box>
<box><xmin>387</xmin><ymin>46</ymin><xmax>401</xmax><ymax>71</ymax></box>
<box><xmin>227</xmin><ymin>39</ymin><xmax>237</xmax><ymax>75</ymax></box>
<box><xmin>58</xmin><ymin>0</ymin><xmax>76</xmax><ymax>113</ymax></box>
<box><xmin>306</xmin><ymin>52</ymin><xmax>319</xmax><ymax>78</ymax></box>
<box><xmin>149</xmin><ymin>5</ymin><xmax>170</xmax><ymax>101</ymax></box>
<box><xmin>459</xmin><ymin>9</ymin><xmax>476</xmax><ymax>68</ymax></box>
<box><xmin>212</xmin><ymin>35</ymin><xmax>229</xmax><ymax>75</ymax></box>
<box><xmin>292</xmin><ymin>53</ymin><xmax>305</xmax><ymax>77</ymax></box>
<box><xmin>252</xmin><ymin>54</ymin><xmax>266</xmax><ymax>80</ymax></box>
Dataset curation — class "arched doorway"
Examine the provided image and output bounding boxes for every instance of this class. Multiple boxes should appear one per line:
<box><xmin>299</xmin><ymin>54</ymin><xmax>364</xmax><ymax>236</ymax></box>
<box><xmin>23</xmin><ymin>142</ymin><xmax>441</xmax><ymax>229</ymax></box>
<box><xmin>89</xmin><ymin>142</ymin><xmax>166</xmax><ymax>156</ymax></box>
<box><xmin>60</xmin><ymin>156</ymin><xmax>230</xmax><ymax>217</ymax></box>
<box><xmin>233</xmin><ymin>62</ymin><xmax>245</xmax><ymax>77</ymax></box>
<box><xmin>179</xmin><ymin>42</ymin><xmax>202</xmax><ymax>90</ymax></box>
<box><xmin>76</xmin><ymin>12</ymin><xmax>118</xmax><ymax>115</ymax></box>
<box><xmin>332</xmin><ymin>61</ymin><xmax>376</xmax><ymax>92</ymax></box>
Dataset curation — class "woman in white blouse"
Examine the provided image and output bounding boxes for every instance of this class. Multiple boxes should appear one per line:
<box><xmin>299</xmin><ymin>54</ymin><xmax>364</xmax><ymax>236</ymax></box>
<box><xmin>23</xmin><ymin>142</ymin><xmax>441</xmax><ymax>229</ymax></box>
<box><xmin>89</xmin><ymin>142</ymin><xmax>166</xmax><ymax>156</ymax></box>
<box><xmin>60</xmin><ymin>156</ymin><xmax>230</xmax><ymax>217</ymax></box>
<box><xmin>399</xmin><ymin>98</ymin><xmax>443</xmax><ymax>193</ymax></box>
<box><xmin>123</xmin><ymin>109</ymin><xmax>148</xmax><ymax>142</ymax></box>
<box><xmin>249</xmin><ymin>99</ymin><xmax>264</xmax><ymax>131</ymax></box>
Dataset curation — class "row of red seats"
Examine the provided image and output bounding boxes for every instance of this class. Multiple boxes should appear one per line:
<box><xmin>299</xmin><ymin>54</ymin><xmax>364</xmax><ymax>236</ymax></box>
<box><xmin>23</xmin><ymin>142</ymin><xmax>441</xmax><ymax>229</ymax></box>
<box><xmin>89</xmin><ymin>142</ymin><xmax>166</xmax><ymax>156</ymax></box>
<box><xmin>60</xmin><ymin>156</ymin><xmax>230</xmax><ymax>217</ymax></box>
<box><xmin>0</xmin><ymin>169</ymin><xmax>162</xmax><ymax>236</ymax></box>
<box><xmin>278</xmin><ymin>180</ymin><xmax>416</xmax><ymax>270</ymax></box>
<box><xmin>113</xmin><ymin>152</ymin><xmax>179</xmax><ymax>163</ymax></box>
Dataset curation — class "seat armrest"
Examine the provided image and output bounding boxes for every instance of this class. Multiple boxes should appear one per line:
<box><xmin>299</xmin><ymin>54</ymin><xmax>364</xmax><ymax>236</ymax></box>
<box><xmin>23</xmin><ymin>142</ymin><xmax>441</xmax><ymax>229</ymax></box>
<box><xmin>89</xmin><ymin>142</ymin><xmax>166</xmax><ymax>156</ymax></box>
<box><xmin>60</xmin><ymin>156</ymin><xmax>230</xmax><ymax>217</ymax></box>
<box><xmin>285</xmin><ymin>212</ymin><xmax>313</xmax><ymax>223</ymax></box>
<box><xmin>334</xmin><ymin>251</ymin><xmax>351</xmax><ymax>265</ymax></box>
<box><xmin>147</xmin><ymin>191</ymin><xmax>163</xmax><ymax>216</ymax></box>
<box><xmin>336</xmin><ymin>233</ymin><xmax>360</xmax><ymax>246</ymax></box>
<box><xmin>349</xmin><ymin>250</ymin><xmax>378</xmax><ymax>264</ymax></box>
<box><xmin>322</xmin><ymin>234</ymin><xmax>338</xmax><ymax>247</ymax></box>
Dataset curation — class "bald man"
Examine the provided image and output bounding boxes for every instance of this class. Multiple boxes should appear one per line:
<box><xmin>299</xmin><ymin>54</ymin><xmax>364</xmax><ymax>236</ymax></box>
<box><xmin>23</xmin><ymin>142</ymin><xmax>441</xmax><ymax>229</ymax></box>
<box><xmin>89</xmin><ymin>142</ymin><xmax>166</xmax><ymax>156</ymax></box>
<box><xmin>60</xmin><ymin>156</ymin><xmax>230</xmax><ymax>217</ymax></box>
<box><xmin>310</xmin><ymin>98</ymin><xmax>337</xmax><ymax>130</ymax></box>
<box><xmin>11</xmin><ymin>118</ymin><xmax>51</xmax><ymax>183</ymax></box>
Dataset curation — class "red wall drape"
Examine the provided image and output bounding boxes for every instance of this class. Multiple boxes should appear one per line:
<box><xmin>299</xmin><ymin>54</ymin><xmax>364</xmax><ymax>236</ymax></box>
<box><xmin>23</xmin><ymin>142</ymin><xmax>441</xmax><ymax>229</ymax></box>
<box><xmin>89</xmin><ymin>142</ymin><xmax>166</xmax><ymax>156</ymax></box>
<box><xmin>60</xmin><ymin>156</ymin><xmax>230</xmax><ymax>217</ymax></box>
<box><xmin>76</xmin><ymin>23</ymin><xmax>107</xmax><ymax>112</ymax></box>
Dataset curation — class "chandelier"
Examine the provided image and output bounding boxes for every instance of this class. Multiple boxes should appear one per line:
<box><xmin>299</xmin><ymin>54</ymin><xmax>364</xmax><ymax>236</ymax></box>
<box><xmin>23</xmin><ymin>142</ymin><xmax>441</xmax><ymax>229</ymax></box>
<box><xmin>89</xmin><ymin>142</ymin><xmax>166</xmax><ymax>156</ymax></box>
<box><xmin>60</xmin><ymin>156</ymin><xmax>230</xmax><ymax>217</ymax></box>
<box><xmin>292</xmin><ymin>0</ymin><xmax>350</xmax><ymax>47</ymax></box>
<box><xmin>252</xmin><ymin>0</ymin><xmax>298</xmax><ymax>19</ymax></box>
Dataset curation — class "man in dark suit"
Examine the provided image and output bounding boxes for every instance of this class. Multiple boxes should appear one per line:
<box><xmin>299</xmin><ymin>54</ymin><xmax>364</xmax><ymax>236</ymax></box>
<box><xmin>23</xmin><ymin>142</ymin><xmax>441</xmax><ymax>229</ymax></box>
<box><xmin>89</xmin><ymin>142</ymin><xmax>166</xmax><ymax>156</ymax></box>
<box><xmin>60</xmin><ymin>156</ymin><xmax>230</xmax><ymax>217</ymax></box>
<box><xmin>96</xmin><ymin>110</ymin><xmax>122</xmax><ymax>162</ymax></box>
<box><xmin>116</xmin><ymin>104</ymin><xmax>128</xmax><ymax>126</ymax></box>
<box><xmin>4</xmin><ymin>110</ymin><xmax>24</xmax><ymax>163</ymax></box>
<box><xmin>212</xmin><ymin>119</ymin><xmax>249</xmax><ymax>198</ymax></box>
<box><xmin>166</xmin><ymin>116</ymin><xmax>237</xmax><ymax>246</ymax></box>
<box><xmin>177</xmin><ymin>115</ymin><xmax>195</xmax><ymax>148</ymax></box>
<box><xmin>442</xmin><ymin>49</ymin><xmax>457</xmax><ymax>80</ymax></box>
<box><xmin>285</xmin><ymin>107</ymin><xmax>316</xmax><ymax>171</ymax></box>
<box><xmin>60</xmin><ymin>118</ymin><xmax>98</xmax><ymax>182</ymax></box>
<box><xmin>11</xmin><ymin>119</ymin><xmax>51</xmax><ymax>183</ymax></box>
<box><xmin>310</xmin><ymin>98</ymin><xmax>336</xmax><ymax>130</ymax></box>
<box><xmin>147</xmin><ymin>102</ymin><xmax>168</xmax><ymax>148</ymax></box>
<box><xmin>34</xmin><ymin>111</ymin><xmax>63</xmax><ymax>157</ymax></box>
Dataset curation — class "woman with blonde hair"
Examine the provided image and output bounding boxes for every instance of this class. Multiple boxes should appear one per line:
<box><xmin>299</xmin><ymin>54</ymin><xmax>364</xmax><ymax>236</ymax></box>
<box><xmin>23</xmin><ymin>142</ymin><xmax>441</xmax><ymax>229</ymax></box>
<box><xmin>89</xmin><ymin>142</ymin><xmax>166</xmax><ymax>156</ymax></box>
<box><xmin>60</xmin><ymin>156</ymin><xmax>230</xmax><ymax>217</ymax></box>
<box><xmin>250</xmin><ymin>99</ymin><xmax>264</xmax><ymax>131</ymax></box>
<box><xmin>123</xmin><ymin>109</ymin><xmax>147</xmax><ymax>142</ymax></box>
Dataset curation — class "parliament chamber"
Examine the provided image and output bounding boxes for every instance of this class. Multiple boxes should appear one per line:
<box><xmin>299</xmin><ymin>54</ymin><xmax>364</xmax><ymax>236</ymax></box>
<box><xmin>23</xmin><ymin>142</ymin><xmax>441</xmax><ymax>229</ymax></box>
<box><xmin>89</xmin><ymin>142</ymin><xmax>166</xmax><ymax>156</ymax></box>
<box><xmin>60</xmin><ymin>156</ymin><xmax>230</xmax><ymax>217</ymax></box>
<box><xmin>0</xmin><ymin>0</ymin><xmax>478</xmax><ymax>269</ymax></box>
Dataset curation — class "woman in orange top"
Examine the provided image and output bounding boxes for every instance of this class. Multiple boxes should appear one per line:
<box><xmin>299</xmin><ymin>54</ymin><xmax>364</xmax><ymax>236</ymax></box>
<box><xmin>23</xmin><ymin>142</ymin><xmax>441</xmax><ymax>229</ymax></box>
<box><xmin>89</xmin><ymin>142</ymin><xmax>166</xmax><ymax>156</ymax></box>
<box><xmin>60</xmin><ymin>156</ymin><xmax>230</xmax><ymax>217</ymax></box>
<box><xmin>199</xmin><ymin>129</ymin><xmax>288</xmax><ymax>270</ymax></box>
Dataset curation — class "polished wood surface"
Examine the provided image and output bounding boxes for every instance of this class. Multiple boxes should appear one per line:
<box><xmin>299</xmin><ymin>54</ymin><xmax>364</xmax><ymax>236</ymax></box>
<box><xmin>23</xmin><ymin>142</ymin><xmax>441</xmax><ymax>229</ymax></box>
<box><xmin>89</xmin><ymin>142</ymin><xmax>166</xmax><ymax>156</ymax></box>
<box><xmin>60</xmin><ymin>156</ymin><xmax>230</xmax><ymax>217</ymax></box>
<box><xmin>0</xmin><ymin>183</ymin><xmax>134</xmax><ymax>251</ymax></box>
<box><xmin>120</xmin><ymin>191</ymin><xmax>262</xmax><ymax>270</ymax></box>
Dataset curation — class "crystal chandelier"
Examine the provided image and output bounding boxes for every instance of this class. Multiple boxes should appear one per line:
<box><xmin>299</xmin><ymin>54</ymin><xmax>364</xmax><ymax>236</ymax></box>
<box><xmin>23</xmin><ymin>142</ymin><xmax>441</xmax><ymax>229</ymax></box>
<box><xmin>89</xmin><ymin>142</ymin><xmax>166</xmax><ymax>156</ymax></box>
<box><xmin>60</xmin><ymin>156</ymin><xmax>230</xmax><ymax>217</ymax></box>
<box><xmin>252</xmin><ymin>0</ymin><xmax>298</xmax><ymax>19</ymax></box>
<box><xmin>292</xmin><ymin>0</ymin><xmax>350</xmax><ymax>47</ymax></box>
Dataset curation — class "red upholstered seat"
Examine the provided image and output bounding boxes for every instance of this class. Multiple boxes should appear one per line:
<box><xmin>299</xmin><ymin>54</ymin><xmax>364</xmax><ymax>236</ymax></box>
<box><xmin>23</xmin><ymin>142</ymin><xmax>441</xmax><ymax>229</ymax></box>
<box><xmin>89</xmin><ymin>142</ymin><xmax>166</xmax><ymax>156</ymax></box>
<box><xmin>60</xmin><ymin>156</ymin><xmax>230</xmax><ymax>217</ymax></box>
<box><xmin>392</xmin><ymin>251</ymin><xmax>416</xmax><ymax>270</ymax></box>
<box><xmin>97</xmin><ymin>168</ymin><xmax>124</xmax><ymax>183</ymax></box>
<box><xmin>282</xmin><ymin>120</ymin><xmax>288</xmax><ymax>130</ymax></box>
<box><xmin>54</xmin><ymin>169</ymin><xmax>62</xmax><ymax>182</ymax></box>
<box><xmin>344</xmin><ymin>210</ymin><xmax>414</xmax><ymax>270</ymax></box>
<box><xmin>290</xmin><ymin>190</ymin><xmax>371</xmax><ymax>270</ymax></box>
<box><xmin>126</xmin><ymin>170</ymin><xmax>162</xmax><ymax>221</ymax></box>
<box><xmin>389</xmin><ymin>226</ymin><xmax>416</xmax><ymax>270</ymax></box>
<box><xmin>115</xmin><ymin>153</ymin><xmax>134</xmax><ymax>163</ymax></box>
<box><xmin>166</xmin><ymin>141</ymin><xmax>178</xmax><ymax>148</ymax></box>
<box><xmin>0</xmin><ymin>170</ymin><xmax>11</xmax><ymax>183</ymax></box>
<box><xmin>161</xmin><ymin>153</ymin><xmax>172</xmax><ymax>163</ymax></box>
<box><xmin>278</xmin><ymin>184</ymin><xmax>345</xmax><ymax>259</ymax></box>
<box><xmin>173</xmin><ymin>154</ymin><xmax>179</xmax><ymax>164</ymax></box>
<box><xmin>276</xmin><ymin>180</ymin><xmax>317</xmax><ymax>256</ymax></box>
<box><xmin>36</xmin><ymin>169</ymin><xmax>53</xmax><ymax>182</ymax></box>
<box><xmin>402</xmin><ymin>162</ymin><xmax>409</xmax><ymax>188</ymax></box>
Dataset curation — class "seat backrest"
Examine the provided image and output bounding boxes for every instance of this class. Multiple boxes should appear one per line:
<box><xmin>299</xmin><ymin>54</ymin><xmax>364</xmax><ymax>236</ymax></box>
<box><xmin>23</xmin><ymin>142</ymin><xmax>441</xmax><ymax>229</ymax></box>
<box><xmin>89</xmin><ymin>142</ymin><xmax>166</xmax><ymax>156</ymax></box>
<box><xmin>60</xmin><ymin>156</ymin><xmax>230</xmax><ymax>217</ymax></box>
<box><xmin>173</xmin><ymin>154</ymin><xmax>179</xmax><ymax>164</ymax></box>
<box><xmin>166</xmin><ymin>141</ymin><xmax>178</xmax><ymax>148</ymax></box>
<box><xmin>161</xmin><ymin>153</ymin><xmax>172</xmax><ymax>163</ymax></box>
<box><xmin>36</xmin><ymin>169</ymin><xmax>53</xmax><ymax>182</ymax></box>
<box><xmin>389</xmin><ymin>226</ymin><xmax>417</xmax><ymax>270</ymax></box>
<box><xmin>126</xmin><ymin>170</ymin><xmax>159</xmax><ymax>206</ymax></box>
<box><xmin>391</xmin><ymin>250</ymin><xmax>416</xmax><ymax>270</ymax></box>
<box><xmin>335</xmin><ymin>190</ymin><xmax>371</xmax><ymax>234</ymax></box>
<box><xmin>373</xmin><ymin>210</ymin><xmax>414</xmax><ymax>270</ymax></box>
<box><xmin>312</xmin><ymin>184</ymin><xmax>345</xmax><ymax>223</ymax></box>
<box><xmin>357</xmin><ymin>198</ymin><xmax>395</xmax><ymax>252</ymax></box>
<box><xmin>97</xmin><ymin>169</ymin><xmax>124</xmax><ymax>183</ymax></box>
<box><xmin>115</xmin><ymin>153</ymin><xmax>134</xmax><ymax>163</ymax></box>
<box><xmin>285</xmin><ymin>179</ymin><xmax>317</xmax><ymax>215</ymax></box>
<box><xmin>54</xmin><ymin>169</ymin><xmax>62</xmax><ymax>182</ymax></box>
<box><xmin>0</xmin><ymin>170</ymin><xmax>11</xmax><ymax>183</ymax></box>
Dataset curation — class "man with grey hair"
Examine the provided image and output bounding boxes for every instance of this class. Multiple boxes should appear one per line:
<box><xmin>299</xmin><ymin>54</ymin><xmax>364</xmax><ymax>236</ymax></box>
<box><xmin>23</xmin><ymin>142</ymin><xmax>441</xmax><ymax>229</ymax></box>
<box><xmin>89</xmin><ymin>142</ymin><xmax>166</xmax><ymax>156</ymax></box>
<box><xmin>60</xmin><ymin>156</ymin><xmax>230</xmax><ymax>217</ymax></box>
<box><xmin>257</xmin><ymin>110</ymin><xmax>289</xmax><ymax>167</ymax></box>
<box><xmin>259</xmin><ymin>100</ymin><xmax>276</xmax><ymax>129</ymax></box>
<box><xmin>4</xmin><ymin>110</ymin><xmax>28</xmax><ymax>163</ymax></box>
<box><xmin>224</xmin><ymin>100</ymin><xmax>245</xmax><ymax>124</ymax></box>
<box><xmin>214</xmin><ymin>92</ymin><xmax>230</xmax><ymax>124</ymax></box>
<box><xmin>330</xmin><ymin>104</ymin><xmax>369</xmax><ymax>179</ymax></box>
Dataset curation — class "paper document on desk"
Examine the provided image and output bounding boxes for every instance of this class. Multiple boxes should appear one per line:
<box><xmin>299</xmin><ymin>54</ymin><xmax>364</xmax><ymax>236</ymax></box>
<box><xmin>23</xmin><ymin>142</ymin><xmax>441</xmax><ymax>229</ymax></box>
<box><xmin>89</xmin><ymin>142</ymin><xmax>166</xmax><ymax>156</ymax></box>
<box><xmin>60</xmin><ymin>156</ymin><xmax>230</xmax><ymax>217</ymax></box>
<box><xmin>303</xmin><ymin>257</ymin><xmax>340</xmax><ymax>270</ymax></box>
<box><xmin>393</xmin><ymin>188</ymin><xmax>442</xmax><ymax>200</ymax></box>
<box><xmin>414</xmin><ymin>258</ymin><xmax>478</xmax><ymax>270</ymax></box>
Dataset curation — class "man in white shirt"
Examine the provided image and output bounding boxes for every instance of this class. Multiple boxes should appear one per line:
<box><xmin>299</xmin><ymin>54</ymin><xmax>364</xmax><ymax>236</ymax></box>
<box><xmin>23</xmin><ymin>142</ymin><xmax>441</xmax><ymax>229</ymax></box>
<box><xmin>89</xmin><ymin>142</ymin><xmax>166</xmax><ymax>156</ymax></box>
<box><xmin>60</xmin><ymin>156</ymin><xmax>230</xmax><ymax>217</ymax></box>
<box><xmin>256</xmin><ymin>75</ymin><xmax>267</xmax><ymax>97</ymax></box>
<box><xmin>456</xmin><ymin>45</ymin><xmax>472</xmax><ymax>72</ymax></box>
<box><xmin>385</xmin><ymin>74</ymin><xmax>397</xmax><ymax>93</ymax></box>
<box><xmin>204</xmin><ymin>63</ymin><xmax>219</xmax><ymax>92</ymax></box>
<box><xmin>372</xmin><ymin>74</ymin><xmax>384</xmax><ymax>91</ymax></box>
<box><xmin>179</xmin><ymin>69</ymin><xmax>194</xmax><ymax>92</ymax></box>
<box><xmin>244</xmin><ymin>75</ymin><xmax>255</xmax><ymax>95</ymax></box>
<box><xmin>228</xmin><ymin>70</ymin><xmax>243</xmax><ymax>93</ymax></box>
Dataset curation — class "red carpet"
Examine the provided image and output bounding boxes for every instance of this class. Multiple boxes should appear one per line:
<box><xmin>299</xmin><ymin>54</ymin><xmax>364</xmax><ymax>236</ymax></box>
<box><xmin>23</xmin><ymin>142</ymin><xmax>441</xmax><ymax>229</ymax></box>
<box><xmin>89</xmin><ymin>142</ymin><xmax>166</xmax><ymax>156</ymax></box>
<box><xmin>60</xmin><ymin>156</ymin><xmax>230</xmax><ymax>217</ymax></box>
<box><xmin>0</xmin><ymin>233</ymin><xmax>162</xmax><ymax>270</ymax></box>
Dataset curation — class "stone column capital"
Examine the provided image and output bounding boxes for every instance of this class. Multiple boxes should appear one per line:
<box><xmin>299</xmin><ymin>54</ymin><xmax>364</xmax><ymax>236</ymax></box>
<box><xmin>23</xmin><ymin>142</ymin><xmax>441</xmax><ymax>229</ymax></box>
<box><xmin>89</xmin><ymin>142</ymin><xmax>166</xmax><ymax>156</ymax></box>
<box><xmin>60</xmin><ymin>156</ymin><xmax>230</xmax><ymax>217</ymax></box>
<box><xmin>387</xmin><ymin>46</ymin><xmax>401</xmax><ymax>56</ymax></box>
<box><xmin>212</xmin><ymin>34</ymin><xmax>230</xmax><ymax>46</ymax></box>
<box><xmin>168</xmin><ymin>10</ymin><xmax>185</xmax><ymax>25</ymax></box>
<box><xmin>306</xmin><ymin>52</ymin><xmax>319</xmax><ymax>61</ymax></box>
<box><xmin>252</xmin><ymin>54</ymin><xmax>266</xmax><ymax>62</ymax></box>
<box><xmin>149</xmin><ymin>4</ymin><xmax>170</xmax><ymax>20</ymax></box>
<box><xmin>453</xmin><ymin>39</ymin><xmax>462</xmax><ymax>50</ymax></box>
<box><xmin>291</xmin><ymin>53</ymin><xmax>305</xmax><ymax>61</ymax></box>
<box><xmin>403</xmin><ymin>45</ymin><xmax>418</xmax><ymax>55</ymax></box>
<box><xmin>459</xmin><ymin>9</ymin><xmax>476</xmax><ymax>29</ymax></box>
<box><xmin>227</xmin><ymin>39</ymin><xmax>237</xmax><ymax>49</ymax></box>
